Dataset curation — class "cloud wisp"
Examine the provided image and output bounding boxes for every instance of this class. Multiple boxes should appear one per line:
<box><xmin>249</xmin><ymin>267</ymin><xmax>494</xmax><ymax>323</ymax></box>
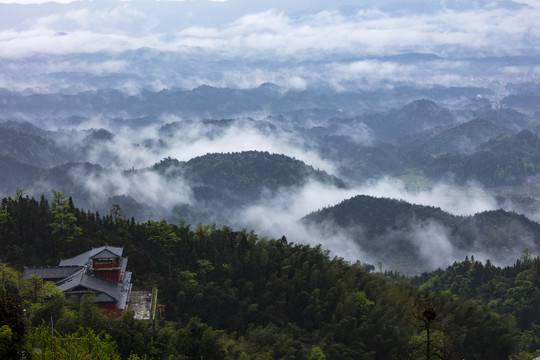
<box><xmin>79</xmin><ymin>116</ymin><xmax>337</xmax><ymax>175</ymax></box>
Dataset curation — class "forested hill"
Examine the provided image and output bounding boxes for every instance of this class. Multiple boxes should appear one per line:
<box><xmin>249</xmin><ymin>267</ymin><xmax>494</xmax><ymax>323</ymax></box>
<box><xmin>0</xmin><ymin>149</ymin><xmax>347</xmax><ymax>224</ymax></box>
<box><xmin>359</xmin><ymin>99</ymin><xmax>455</xmax><ymax>140</ymax></box>
<box><xmin>397</xmin><ymin>118</ymin><xmax>509</xmax><ymax>162</ymax></box>
<box><xmin>182</xmin><ymin>151</ymin><xmax>345</xmax><ymax>200</ymax></box>
<box><xmin>0</xmin><ymin>126</ymin><xmax>73</xmax><ymax>167</ymax></box>
<box><xmin>426</xmin><ymin>130</ymin><xmax>540</xmax><ymax>186</ymax></box>
<box><xmin>0</xmin><ymin>194</ymin><xmax>518</xmax><ymax>359</ymax></box>
<box><xmin>413</xmin><ymin>253</ymin><xmax>540</xmax><ymax>354</ymax></box>
<box><xmin>302</xmin><ymin>195</ymin><xmax>540</xmax><ymax>273</ymax></box>
<box><xmin>148</xmin><ymin>151</ymin><xmax>346</xmax><ymax>219</ymax></box>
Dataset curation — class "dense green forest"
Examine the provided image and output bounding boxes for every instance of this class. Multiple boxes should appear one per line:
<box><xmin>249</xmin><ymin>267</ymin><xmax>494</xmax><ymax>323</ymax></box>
<box><xmin>161</xmin><ymin>151</ymin><xmax>346</xmax><ymax>206</ymax></box>
<box><xmin>414</xmin><ymin>252</ymin><xmax>540</xmax><ymax>356</ymax></box>
<box><xmin>2</xmin><ymin>2</ymin><xmax>540</xmax><ymax>358</ymax></box>
<box><xmin>0</xmin><ymin>193</ymin><xmax>529</xmax><ymax>359</ymax></box>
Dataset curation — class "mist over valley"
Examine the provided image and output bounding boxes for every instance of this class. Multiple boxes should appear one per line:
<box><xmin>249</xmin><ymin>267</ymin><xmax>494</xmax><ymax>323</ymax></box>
<box><xmin>1</xmin><ymin>0</ymin><xmax>540</xmax><ymax>274</ymax></box>
<box><xmin>3</xmin><ymin>84</ymin><xmax>540</xmax><ymax>273</ymax></box>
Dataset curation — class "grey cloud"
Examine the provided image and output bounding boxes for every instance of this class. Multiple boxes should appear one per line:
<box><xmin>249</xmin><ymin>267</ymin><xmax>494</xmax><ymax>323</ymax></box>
<box><xmin>74</xmin><ymin>166</ymin><xmax>194</xmax><ymax>211</ymax></box>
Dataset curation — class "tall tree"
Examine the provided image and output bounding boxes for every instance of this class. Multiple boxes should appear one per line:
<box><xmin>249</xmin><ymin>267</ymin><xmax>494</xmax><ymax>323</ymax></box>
<box><xmin>49</xmin><ymin>190</ymin><xmax>82</xmax><ymax>246</ymax></box>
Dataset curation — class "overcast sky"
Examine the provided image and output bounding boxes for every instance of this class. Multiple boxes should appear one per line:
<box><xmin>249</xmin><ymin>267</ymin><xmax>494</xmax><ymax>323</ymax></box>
<box><xmin>0</xmin><ymin>0</ymin><xmax>538</xmax><ymax>57</ymax></box>
<box><xmin>0</xmin><ymin>0</ymin><xmax>538</xmax><ymax>92</ymax></box>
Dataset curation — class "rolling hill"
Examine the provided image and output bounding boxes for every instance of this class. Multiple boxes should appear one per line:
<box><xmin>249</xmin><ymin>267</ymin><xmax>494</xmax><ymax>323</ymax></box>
<box><xmin>302</xmin><ymin>195</ymin><xmax>540</xmax><ymax>273</ymax></box>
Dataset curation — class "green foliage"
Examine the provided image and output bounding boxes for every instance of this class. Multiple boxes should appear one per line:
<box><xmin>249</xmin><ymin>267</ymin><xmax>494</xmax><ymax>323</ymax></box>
<box><xmin>303</xmin><ymin>195</ymin><xmax>540</xmax><ymax>273</ymax></box>
<box><xmin>0</xmin><ymin>261</ymin><xmax>19</xmax><ymax>294</ymax></box>
<box><xmin>27</xmin><ymin>325</ymin><xmax>121</xmax><ymax>360</ymax></box>
<box><xmin>174</xmin><ymin>317</ymin><xmax>232</xmax><ymax>360</ymax></box>
<box><xmin>110</xmin><ymin>203</ymin><xmax>124</xmax><ymax>224</ymax></box>
<box><xmin>0</xmin><ymin>324</ymin><xmax>14</xmax><ymax>359</ymax></box>
<box><xmin>0</xmin><ymin>126</ymin><xmax>72</xmax><ymax>168</ymax></box>
<box><xmin>79</xmin><ymin>294</ymin><xmax>109</xmax><ymax>331</ymax></box>
<box><xmin>417</xmin><ymin>255</ymin><xmax>540</xmax><ymax>354</ymax></box>
<box><xmin>49</xmin><ymin>190</ymin><xmax>82</xmax><ymax>244</ymax></box>
<box><xmin>361</xmin><ymin>99</ymin><xmax>455</xmax><ymax>141</ymax></box>
<box><xmin>179</xmin><ymin>151</ymin><xmax>345</xmax><ymax>208</ymax></box>
<box><xmin>309</xmin><ymin>345</ymin><xmax>326</xmax><ymax>360</ymax></box>
<box><xmin>0</xmin><ymin>195</ymin><xmax>524</xmax><ymax>359</ymax></box>
<box><xmin>398</xmin><ymin>118</ymin><xmax>507</xmax><ymax>164</ymax></box>
<box><xmin>21</xmin><ymin>275</ymin><xmax>65</xmax><ymax>326</ymax></box>
<box><xmin>0</xmin><ymin>208</ymin><xmax>9</xmax><ymax>226</ymax></box>
<box><xmin>21</xmin><ymin>274</ymin><xmax>43</xmax><ymax>303</ymax></box>
<box><xmin>409</xmin><ymin>329</ymin><xmax>446</xmax><ymax>360</ymax></box>
<box><xmin>316</xmin><ymin>134</ymin><xmax>404</xmax><ymax>181</ymax></box>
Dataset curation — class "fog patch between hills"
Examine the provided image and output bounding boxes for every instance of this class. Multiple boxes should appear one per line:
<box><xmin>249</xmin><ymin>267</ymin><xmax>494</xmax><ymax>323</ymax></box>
<box><xmin>356</xmin><ymin>177</ymin><xmax>498</xmax><ymax>216</ymax></box>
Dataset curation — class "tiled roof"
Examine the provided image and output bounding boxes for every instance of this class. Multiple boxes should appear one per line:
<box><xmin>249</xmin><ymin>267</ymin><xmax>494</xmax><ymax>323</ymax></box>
<box><xmin>25</xmin><ymin>246</ymin><xmax>131</xmax><ymax>310</ymax></box>
<box><xmin>57</xmin><ymin>272</ymin><xmax>121</xmax><ymax>302</ymax></box>
<box><xmin>59</xmin><ymin>246</ymin><xmax>123</xmax><ymax>266</ymax></box>
<box><xmin>91</xmin><ymin>248</ymin><xmax>122</xmax><ymax>259</ymax></box>
<box><xmin>23</xmin><ymin>266</ymin><xmax>82</xmax><ymax>280</ymax></box>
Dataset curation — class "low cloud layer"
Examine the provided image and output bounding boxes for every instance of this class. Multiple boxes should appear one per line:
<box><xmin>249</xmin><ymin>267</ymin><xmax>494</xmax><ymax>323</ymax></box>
<box><xmin>232</xmin><ymin>177</ymin><xmax>504</xmax><ymax>268</ymax></box>
<box><xmin>77</xmin><ymin>166</ymin><xmax>194</xmax><ymax>212</ymax></box>
<box><xmin>0</xmin><ymin>1</ymin><xmax>539</xmax><ymax>92</ymax></box>
<box><xmin>233</xmin><ymin>181</ymin><xmax>369</xmax><ymax>263</ymax></box>
<box><xmin>31</xmin><ymin>114</ymin><xmax>518</xmax><ymax>271</ymax></box>
<box><xmin>1</xmin><ymin>3</ymin><xmax>538</xmax><ymax>58</ymax></box>
<box><xmin>355</xmin><ymin>177</ymin><xmax>498</xmax><ymax>217</ymax></box>
<box><xmin>16</xmin><ymin>111</ymin><xmax>537</xmax><ymax>272</ymax></box>
<box><xmin>79</xmin><ymin>117</ymin><xmax>337</xmax><ymax>174</ymax></box>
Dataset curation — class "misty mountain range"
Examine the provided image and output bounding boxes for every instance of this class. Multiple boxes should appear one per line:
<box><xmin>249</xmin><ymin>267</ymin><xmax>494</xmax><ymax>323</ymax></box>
<box><xmin>2</xmin><ymin>82</ymin><xmax>540</xmax><ymax>273</ymax></box>
<box><xmin>1</xmin><ymin>0</ymin><xmax>540</xmax><ymax>274</ymax></box>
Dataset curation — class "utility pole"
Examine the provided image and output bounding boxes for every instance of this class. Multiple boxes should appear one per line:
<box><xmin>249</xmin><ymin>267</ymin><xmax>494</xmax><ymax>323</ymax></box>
<box><xmin>422</xmin><ymin>307</ymin><xmax>436</xmax><ymax>360</ymax></box>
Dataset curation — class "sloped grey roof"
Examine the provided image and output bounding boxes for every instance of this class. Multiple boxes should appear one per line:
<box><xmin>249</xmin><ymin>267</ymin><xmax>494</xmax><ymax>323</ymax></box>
<box><xmin>91</xmin><ymin>248</ymin><xmax>121</xmax><ymax>259</ymax></box>
<box><xmin>23</xmin><ymin>266</ymin><xmax>82</xmax><ymax>280</ymax></box>
<box><xmin>26</xmin><ymin>246</ymin><xmax>131</xmax><ymax>310</ymax></box>
<box><xmin>57</xmin><ymin>272</ymin><xmax>121</xmax><ymax>301</ymax></box>
<box><xmin>59</xmin><ymin>246</ymin><xmax>123</xmax><ymax>266</ymax></box>
<box><xmin>55</xmin><ymin>267</ymin><xmax>86</xmax><ymax>286</ymax></box>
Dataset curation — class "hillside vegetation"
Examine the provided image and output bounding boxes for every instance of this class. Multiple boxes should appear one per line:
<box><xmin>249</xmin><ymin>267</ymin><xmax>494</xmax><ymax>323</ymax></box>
<box><xmin>0</xmin><ymin>194</ymin><xmax>520</xmax><ymax>359</ymax></box>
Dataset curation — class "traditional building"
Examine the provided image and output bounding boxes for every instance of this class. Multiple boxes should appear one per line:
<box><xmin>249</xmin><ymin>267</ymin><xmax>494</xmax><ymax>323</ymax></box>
<box><xmin>23</xmin><ymin>246</ymin><xmax>132</xmax><ymax>313</ymax></box>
